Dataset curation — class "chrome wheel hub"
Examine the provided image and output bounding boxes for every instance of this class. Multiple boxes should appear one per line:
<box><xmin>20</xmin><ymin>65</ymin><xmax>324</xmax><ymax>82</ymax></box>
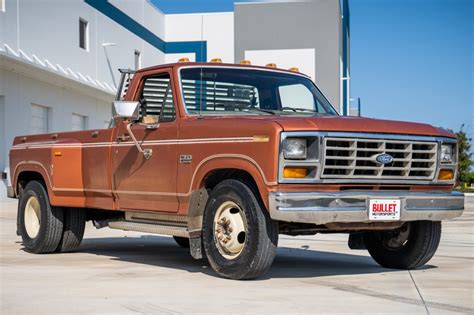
<box><xmin>24</xmin><ymin>195</ymin><xmax>41</xmax><ymax>238</ymax></box>
<box><xmin>213</xmin><ymin>201</ymin><xmax>247</xmax><ymax>259</ymax></box>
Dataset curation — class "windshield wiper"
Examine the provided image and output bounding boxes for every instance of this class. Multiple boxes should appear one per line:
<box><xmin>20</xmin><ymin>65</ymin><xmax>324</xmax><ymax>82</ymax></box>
<box><xmin>280</xmin><ymin>106</ymin><xmax>318</xmax><ymax>113</ymax></box>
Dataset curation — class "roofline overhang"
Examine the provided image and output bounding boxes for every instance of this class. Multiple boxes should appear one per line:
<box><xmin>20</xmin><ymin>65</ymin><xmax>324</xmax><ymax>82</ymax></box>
<box><xmin>0</xmin><ymin>51</ymin><xmax>115</xmax><ymax>103</ymax></box>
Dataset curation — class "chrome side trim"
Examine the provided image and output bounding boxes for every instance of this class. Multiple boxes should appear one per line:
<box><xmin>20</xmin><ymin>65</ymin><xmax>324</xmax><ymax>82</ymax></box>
<box><xmin>108</xmin><ymin>221</ymin><xmax>189</xmax><ymax>238</ymax></box>
<box><xmin>268</xmin><ymin>191</ymin><xmax>464</xmax><ymax>225</ymax></box>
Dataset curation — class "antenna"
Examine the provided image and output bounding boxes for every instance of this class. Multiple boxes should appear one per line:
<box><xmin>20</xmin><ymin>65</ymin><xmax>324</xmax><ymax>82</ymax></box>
<box><xmin>199</xmin><ymin>15</ymin><xmax>204</xmax><ymax>118</ymax></box>
<box><xmin>102</xmin><ymin>43</ymin><xmax>118</xmax><ymax>88</ymax></box>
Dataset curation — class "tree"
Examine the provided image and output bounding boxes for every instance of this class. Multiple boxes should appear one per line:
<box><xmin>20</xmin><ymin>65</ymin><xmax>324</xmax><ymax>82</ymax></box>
<box><xmin>455</xmin><ymin>127</ymin><xmax>472</xmax><ymax>184</ymax></box>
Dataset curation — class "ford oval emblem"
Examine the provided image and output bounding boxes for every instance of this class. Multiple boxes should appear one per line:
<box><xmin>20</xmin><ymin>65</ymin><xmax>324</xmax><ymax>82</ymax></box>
<box><xmin>375</xmin><ymin>153</ymin><xmax>394</xmax><ymax>165</ymax></box>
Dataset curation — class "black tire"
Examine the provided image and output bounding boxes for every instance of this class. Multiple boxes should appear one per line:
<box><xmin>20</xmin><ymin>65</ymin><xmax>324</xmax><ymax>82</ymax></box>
<box><xmin>18</xmin><ymin>181</ymin><xmax>64</xmax><ymax>254</ymax></box>
<box><xmin>363</xmin><ymin>221</ymin><xmax>441</xmax><ymax>269</ymax></box>
<box><xmin>202</xmin><ymin>179</ymin><xmax>278</xmax><ymax>280</ymax></box>
<box><xmin>173</xmin><ymin>236</ymin><xmax>190</xmax><ymax>248</ymax></box>
<box><xmin>56</xmin><ymin>208</ymin><xmax>86</xmax><ymax>253</ymax></box>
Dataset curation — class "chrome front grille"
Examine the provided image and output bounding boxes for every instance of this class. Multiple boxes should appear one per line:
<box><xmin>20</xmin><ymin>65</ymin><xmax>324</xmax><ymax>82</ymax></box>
<box><xmin>322</xmin><ymin>137</ymin><xmax>438</xmax><ymax>180</ymax></box>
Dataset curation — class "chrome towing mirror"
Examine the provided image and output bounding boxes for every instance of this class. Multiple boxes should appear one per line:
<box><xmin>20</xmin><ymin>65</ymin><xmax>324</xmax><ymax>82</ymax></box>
<box><xmin>112</xmin><ymin>101</ymin><xmax>140</xmax><ymax>121</ymax></box>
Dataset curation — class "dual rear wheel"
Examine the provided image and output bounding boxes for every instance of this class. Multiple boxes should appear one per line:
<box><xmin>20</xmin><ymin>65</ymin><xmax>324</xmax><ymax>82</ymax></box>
<box><xmin>18</xmin><ymin>181</ymin><xmax>86</xmax><ymax>254</ymax></box>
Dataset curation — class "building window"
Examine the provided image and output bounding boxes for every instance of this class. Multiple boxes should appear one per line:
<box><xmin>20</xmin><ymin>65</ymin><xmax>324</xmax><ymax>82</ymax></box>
<box><xmin>79</xmin><ymin>18</ymin><xmax>89</xmax><ymax>51</ymax></box>
<box><xmin>31</xmin><ymin>104</ymin><xmax>50</xmax><ymax>134</ymax></box>
<box><xmin>71</xmin><ymin>113</ymin><xmax>87</xmax><ymax>131</ymax></box>
<box><xmin>134</xmin><ymin>50</ymin><xmax>141</xmax><ymax>70</ymax></box>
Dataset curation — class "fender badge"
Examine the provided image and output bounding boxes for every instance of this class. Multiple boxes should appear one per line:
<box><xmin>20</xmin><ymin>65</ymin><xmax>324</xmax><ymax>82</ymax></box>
<box><xmin>180</xmin><ymin>154</ymin><xmax>192</xmax><ymax>164</ymax></box>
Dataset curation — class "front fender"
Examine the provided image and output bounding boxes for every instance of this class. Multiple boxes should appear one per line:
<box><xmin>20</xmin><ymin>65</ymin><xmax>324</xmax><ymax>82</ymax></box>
<box><xmin>189</xmin><ymin>154</ymin><xmax>277</xmax><ymax>210</ymax></box>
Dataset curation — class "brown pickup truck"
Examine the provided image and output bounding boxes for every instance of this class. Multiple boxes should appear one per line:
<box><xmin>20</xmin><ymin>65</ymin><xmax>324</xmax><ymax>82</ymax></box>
<box><xmin>8</xmin><ymin>62</ymin><xmax>464</xmax><ymax>279</ymax></box>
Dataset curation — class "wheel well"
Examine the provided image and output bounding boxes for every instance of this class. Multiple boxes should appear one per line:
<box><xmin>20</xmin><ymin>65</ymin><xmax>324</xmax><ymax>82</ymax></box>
<box><xmin>202</xmin><ymin>168</ymin><xmax>258</xmax><ymax>191</ymax></box>
<box><xmin>16</xmin><ymin>171</ymin><xmax>46</xmax><ymax>195</ymax></box>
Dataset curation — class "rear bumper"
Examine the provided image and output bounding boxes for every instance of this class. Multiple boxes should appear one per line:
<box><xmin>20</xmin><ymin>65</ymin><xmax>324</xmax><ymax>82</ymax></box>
<box><xmin>268</xmin><ymin>191</ymin><xmax>464</xmax><ymax>225</ymax></box>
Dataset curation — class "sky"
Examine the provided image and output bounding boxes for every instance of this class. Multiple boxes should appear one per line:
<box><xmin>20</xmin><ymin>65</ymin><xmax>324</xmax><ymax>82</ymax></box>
<box><xmin>151</xmin><ymin>0</ymin><xmax>473</xmax><ymax>141</ymax></box>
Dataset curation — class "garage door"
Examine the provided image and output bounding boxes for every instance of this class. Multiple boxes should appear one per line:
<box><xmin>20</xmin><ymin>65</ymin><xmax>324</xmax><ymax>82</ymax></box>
<box><xmin>71</xmin><ymin>113</ymin><xmax>87</xmax><ymax>131</ymax></box>
<box><xmin>30</xmin><ymin>104</ymin><xmax>49</xmax><ymax>134</ymax></box>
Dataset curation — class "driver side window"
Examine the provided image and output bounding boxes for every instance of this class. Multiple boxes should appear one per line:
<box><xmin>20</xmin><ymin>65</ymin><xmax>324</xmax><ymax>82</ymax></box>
<box><xmin>140</xmin><ymin>73</ymin><xmax>176</xmax><ymax>122</ymax></box>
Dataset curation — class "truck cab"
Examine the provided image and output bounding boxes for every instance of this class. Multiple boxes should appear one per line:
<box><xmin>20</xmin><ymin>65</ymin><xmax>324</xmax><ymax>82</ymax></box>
<box><xmin>9</xmin><ymin>61</ymin><xmax>464</xmax><ymax>279</ymax></box>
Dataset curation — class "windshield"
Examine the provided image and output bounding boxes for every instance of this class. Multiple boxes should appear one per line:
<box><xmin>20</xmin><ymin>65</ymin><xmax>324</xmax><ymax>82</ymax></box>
<box><xmin>179</xmin><ymin>67</ymin><xmax>338</xmax><ymax>116</ymax></box>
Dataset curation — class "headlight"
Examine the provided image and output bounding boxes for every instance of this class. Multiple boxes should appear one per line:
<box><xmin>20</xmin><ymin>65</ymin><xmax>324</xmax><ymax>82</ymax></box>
<box><xmin>283</xmin><ymin>138</ymin><xmax>307</xmax><ymax>159</ymax></box>
<box><xmin>441</xmin><ymin>144</ymin><xmax>454</xmax><ymax>164</ymax></box>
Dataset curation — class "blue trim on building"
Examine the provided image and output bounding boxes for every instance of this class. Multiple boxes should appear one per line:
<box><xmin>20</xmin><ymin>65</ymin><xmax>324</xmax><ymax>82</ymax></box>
<box><xmin>84</xmin><ymin>0</ymin><xmax>207</xmax><ymax>62</ymax></box>
<box><xmin>341</xmin><ymin>0</ymin><xmax>350</xmax><ymax>115</ymax></box>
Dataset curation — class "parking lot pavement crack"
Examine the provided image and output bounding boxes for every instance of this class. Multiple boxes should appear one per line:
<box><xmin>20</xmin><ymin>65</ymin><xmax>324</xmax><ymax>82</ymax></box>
<box><xmin>122</xmin><ymin>303</ymin><xmax>182</xmax><ymax>315</ymax></box>
<box><xmin>301</xmin><ymin>280</ymin><xmax>474</xmax><ymax>314</ymax></box>
<box><xmin>408</xmin><ymin>270</ymin><xmax>430</xmax><ymax>315</ymax></box>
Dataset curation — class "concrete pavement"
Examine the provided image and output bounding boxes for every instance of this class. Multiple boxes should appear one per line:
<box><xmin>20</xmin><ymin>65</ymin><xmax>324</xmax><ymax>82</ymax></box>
<box><xmin>0</xmin><ymin>199</ymin><xmax>473</xmax><ymax>314</ymax></box>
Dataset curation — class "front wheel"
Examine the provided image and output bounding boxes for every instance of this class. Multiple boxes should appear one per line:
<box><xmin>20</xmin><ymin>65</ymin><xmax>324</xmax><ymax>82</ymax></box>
<box><xmin>363</xmin><ymin>221</ymin><xmax>441</xmax><ymax>269</ymax></box>
<box><xmin>202</xmin><ymin>179</ymin><xmax>278</xmax><ymax>280</ymax></box>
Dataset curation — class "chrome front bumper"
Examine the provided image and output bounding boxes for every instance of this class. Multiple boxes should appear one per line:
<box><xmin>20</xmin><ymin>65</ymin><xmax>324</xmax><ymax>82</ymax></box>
<box><xmin>268</xmin><ymin>191</ymin><xmax>464</xmax><ymax>225</ymax></box>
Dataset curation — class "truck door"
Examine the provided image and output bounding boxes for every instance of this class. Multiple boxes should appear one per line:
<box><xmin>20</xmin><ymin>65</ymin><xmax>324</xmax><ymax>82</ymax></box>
<box><xmin>112</xmin><ymin>69</ymin><xmax>179</xmax><ymax>213</ymax></box>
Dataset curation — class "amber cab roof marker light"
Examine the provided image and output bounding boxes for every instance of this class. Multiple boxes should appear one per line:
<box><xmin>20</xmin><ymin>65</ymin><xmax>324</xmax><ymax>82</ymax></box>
<box><xmin>178</xmin><ymin>57</ymin><xmax>190</xmax><ymax>63</ymax></box>
<box><xmin>266</xmin><ymin>63</ymin><xmax>277</xmax><ymax>68</ymax></box>
<box><xmin>240</xmin><ymin>60</ymin><xmax>251</xmax><ymax>65</ymax></box>
<box><xmin>289</xmin><ymin>67</ymin><xmax>299</xmax><ymax>72</ymax></box>
<box><xmin>210</xmin><ymin>58</ymin><xmax>222</xmax><ymax>63</ymax></box>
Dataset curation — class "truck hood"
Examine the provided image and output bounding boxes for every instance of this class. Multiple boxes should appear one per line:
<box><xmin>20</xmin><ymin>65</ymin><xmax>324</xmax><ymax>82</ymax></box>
<box><xmin>269</xmin><ymin>115</ymin><xmax>455</xmax><ymax>138</ymax></box>
<box><xmin>187</xmin><ymin>115</ymin><xmax>455</xmax><ymax>138</ymax></box>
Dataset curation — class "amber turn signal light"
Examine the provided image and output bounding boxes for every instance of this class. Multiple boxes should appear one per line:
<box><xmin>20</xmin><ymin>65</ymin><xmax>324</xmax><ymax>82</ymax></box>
<box><xmin>283</xmin><ymin>167</ymin><xmax>308</xmax><ymax>178</ymax></box>
<box><xmin>438</xmin><ymin>169</ymin><xmax>454</xmax><ymax>180</ymax></box>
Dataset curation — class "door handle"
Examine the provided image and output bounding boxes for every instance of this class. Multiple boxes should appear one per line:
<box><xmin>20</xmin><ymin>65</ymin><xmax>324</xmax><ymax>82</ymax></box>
<box><xmin>118</xmin><ymin>135</ymin><xmax>131</xmax><ymax>142</ymax></box>
<box><xmin>145</xmin><ymin>123</ymin><xmax>160</xmax><ymax>130</ymax></box>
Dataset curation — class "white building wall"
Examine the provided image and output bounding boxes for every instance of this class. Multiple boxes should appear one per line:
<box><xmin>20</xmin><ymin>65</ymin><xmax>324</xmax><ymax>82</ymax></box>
<box><xmin>0</xmin><ymin>0</ymin><xmax>167</xmax><ymax>87</ymax></box>
<box><xmin>164</xmin><ymin>12</ymin><xmax>234</xmax><ymax>63</ymax></box>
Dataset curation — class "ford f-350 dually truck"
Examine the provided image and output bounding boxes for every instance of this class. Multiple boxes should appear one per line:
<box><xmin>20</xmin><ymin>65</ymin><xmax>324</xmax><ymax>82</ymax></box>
<box><xmin>8</xmin><ymin>61</ymin><xmax>464</xmax><ymax>279</ymax></box>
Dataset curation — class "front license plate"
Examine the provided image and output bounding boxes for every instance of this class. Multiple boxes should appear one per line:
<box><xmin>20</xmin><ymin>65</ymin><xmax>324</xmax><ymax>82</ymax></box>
<box><xmin>369</xmin><ymin>199</ymin><xmax>401</xmax><ymax>221</ymax></box>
